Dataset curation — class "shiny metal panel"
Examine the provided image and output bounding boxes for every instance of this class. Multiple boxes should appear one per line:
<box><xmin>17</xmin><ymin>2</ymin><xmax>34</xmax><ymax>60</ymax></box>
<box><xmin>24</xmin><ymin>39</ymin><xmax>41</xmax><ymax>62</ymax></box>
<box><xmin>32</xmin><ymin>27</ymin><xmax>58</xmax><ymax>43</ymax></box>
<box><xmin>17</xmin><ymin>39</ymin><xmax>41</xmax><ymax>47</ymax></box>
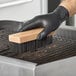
<box><xmin>0</xmin><ymin>56</ymin><xmax>37</xmax><ymax>76</ymax></box>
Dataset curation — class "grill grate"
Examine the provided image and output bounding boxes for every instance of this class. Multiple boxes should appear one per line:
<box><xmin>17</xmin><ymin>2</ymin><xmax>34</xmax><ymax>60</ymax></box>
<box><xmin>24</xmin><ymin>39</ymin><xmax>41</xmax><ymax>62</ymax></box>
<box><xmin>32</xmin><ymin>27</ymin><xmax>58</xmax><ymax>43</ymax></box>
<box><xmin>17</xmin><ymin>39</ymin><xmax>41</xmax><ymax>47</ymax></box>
<box><xmin>14</xmin><ymin>37</ymin><xmax>76</xmax><ymax>64</ymax></box>
<box><xmin>0</xmin><ymin>29</ymin><xmax>18</xmax><ymax>57</ymax></box>
<box><xmin>0</xmin><ymin>28</ymin><xmax>76</xmax><ymax>64</ymax></box>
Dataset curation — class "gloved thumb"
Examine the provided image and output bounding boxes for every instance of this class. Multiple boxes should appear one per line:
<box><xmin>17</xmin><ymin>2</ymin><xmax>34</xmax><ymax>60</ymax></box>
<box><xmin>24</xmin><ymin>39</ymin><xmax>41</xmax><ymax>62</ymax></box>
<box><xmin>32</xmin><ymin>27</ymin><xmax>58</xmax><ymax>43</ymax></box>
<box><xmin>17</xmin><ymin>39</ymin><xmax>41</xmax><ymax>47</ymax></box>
<box><xmin>37</xmin><ymin>28</ymin><xmax>49</xmax><ymax>40</ymax></box>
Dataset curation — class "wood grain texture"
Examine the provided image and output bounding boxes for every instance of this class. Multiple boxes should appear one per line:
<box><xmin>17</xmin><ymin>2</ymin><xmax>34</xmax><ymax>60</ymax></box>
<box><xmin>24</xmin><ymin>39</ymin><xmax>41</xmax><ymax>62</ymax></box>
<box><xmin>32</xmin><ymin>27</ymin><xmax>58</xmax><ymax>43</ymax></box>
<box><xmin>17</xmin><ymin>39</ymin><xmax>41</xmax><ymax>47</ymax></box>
<box><xmin>9</xmin><ymin>28</ymin><xmax>54</xmax><ymax>44</ymax></box>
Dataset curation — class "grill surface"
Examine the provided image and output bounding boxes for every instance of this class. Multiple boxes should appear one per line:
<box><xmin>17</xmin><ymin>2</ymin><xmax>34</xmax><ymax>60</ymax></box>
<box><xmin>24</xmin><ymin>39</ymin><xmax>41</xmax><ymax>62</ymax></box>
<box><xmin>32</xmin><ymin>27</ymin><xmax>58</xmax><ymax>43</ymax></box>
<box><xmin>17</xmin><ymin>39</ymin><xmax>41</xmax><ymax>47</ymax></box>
<box><xmin>0</xmin><ymin>28</ymin><xmax>76</xmax><ymax>65</ymax></box>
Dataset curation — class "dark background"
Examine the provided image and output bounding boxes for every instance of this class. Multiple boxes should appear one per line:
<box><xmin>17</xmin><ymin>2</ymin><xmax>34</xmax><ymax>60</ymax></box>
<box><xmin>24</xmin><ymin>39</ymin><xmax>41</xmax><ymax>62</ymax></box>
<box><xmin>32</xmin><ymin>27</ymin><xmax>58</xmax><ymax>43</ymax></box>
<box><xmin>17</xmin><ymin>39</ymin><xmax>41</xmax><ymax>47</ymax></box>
<box><xmin>48</xmin><ymin>0</ymin><xmax>60</xmax><ymax>13</ymax></box>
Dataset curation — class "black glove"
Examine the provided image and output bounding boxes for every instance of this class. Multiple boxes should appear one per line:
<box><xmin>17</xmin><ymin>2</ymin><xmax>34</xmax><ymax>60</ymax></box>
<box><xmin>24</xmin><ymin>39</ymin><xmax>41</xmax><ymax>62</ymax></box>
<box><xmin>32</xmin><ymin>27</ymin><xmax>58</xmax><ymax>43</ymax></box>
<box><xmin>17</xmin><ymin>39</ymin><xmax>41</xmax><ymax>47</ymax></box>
<box><xmin>19</xmin><ymin>6</ymin><xmax>69</xmax><ymax>40</ymax></box>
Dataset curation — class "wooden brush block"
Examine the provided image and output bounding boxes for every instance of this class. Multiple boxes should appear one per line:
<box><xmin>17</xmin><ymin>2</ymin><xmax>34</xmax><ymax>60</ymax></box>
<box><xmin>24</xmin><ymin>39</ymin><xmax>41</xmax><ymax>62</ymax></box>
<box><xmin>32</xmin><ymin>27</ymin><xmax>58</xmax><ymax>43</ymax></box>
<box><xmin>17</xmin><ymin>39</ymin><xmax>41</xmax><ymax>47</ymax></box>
<box><xmin>9</xmin><ymin>28</ymin><xmax>54</xmax><ymax>44</ymax></box>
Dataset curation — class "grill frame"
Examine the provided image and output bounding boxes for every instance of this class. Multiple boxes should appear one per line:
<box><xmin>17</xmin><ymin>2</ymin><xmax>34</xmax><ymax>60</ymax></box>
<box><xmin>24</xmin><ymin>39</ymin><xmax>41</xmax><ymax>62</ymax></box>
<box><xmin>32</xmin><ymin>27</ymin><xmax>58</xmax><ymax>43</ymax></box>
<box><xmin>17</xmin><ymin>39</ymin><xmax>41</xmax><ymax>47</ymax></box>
<box><xmin>0</xmin><ymin>26</ymin><xmax>76</xmax><ymax>76</ymax></box>
<box><xmin>0</xmin><ymin>26</ymin><xmax>76</xmax><ymax>65</ymax></box>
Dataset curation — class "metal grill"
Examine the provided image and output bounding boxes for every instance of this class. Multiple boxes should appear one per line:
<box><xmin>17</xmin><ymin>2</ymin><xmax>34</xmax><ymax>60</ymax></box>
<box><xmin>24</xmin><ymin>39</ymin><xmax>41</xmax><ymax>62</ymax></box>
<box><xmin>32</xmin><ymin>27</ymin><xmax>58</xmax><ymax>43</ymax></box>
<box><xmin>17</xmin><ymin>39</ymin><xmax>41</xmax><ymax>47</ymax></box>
<box><xmin>0</xmin><ymin>29</ymin><xmax>18</xmax><ymax>57</ymax></box>
<box><xmin>14</xmin><ymin>37</ymin><xmax>76</xmax><ymax>64</ymax></box>
<box><xmin>0</xmin><ymin>28</ymin><xmax>76</xmax><ymax>65</ymax></box>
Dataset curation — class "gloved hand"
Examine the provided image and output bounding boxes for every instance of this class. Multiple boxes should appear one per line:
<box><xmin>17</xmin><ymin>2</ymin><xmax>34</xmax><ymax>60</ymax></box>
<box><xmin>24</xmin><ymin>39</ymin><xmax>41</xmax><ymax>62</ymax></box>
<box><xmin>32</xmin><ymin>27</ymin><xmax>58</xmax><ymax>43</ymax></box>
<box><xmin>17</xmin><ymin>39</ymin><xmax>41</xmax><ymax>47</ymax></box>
<box><xmin>19</xmin><ymin>6</ymin><xmax>69</xmax><ymax>40</ymax></box>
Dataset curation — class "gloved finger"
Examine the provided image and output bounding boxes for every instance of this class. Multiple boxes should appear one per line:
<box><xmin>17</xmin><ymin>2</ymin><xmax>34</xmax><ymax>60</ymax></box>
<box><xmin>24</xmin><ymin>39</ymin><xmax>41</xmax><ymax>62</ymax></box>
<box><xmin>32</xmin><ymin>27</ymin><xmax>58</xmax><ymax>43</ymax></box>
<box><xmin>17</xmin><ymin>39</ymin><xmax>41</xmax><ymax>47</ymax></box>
<box><xmin>37</xmin><ymin>27</ymin><xmax>52</xmax><ymax>40</ymax></box>
<box><xmin>18</xmin><ymin>17</ymin><xmax>41</xmax><ymax>32</ymax></box>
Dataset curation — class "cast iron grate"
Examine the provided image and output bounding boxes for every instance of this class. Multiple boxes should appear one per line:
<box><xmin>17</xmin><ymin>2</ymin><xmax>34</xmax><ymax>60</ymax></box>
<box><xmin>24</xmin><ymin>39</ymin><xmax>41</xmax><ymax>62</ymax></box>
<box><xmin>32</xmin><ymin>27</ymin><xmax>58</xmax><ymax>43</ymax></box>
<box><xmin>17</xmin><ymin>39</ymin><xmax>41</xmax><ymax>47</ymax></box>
<box><xmin>0</xmin><ymin>28</ymin><xmax>76</xmax><ymax>65</ymax></box>
<box><xmin>14</xmin><ymin>37</ymin><xmax>76</xmax><ymax>64</ymax></box>
<box><xmin>0</xmin><ymin>29</ymin><xmax>18</xmax><ymax>57</ymax></box>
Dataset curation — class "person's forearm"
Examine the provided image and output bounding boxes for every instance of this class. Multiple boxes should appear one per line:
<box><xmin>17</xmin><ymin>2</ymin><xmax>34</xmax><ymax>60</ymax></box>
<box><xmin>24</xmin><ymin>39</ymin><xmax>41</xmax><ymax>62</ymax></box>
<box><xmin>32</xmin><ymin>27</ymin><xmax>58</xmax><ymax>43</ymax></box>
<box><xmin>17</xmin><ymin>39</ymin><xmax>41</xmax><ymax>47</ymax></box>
<box><xmin>59</xmin><ymin>0</ymin><xmax>76</xmax><ymax>16</ymax></box>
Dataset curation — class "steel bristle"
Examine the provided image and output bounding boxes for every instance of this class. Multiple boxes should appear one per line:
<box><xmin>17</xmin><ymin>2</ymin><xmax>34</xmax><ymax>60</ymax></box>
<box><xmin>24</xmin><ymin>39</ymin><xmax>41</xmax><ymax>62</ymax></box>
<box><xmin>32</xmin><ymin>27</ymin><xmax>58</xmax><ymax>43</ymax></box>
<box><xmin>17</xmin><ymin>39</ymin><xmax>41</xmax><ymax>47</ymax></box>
<box><xmin>12</xmin><ymin>36</ymin><xmax>52</xmax><ymax>53</ymax></box>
